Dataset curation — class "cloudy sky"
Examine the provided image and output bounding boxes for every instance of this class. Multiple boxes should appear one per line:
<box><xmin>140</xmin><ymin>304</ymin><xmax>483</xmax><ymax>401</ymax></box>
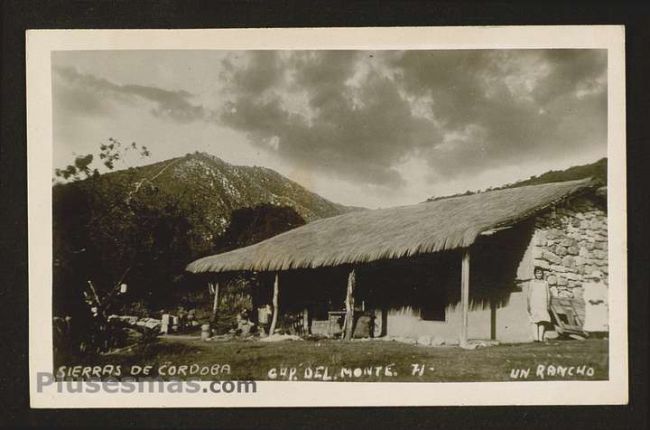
<box><xmin>52</xmin><ymin>49</ymin><xmax>607</xmax><ymax>208</ymax></box>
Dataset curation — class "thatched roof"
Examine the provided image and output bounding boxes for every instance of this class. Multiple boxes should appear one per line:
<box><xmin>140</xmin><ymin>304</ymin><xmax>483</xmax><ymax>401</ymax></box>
<box><xmin>187</xmin><ymin>178</ymin><xmax>595</xmax><ymax>274</ymax></box>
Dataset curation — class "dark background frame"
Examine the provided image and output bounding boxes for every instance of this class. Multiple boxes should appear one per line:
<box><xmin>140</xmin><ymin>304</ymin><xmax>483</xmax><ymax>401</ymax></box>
<box><xmin>1</xmin><ymin>1</ymin><xmax>648</xmax><ymax>429</ymax></box>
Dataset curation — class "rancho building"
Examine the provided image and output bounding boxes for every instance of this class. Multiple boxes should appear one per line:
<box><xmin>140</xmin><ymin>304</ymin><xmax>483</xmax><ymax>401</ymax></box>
<box><xmin>186</xmin><ymin>178</ymin><xmax>608</xmax><ymax>346</ymax></box>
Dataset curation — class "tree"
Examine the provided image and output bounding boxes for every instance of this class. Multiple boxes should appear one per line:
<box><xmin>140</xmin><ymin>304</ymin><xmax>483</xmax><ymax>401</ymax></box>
<box><xmin>202</xmin><ymin>204</ymin><xmax>306</xmax><ymax>334</ymax></box>
<box><xmin>53</xmin><ymin>139</ymin><xmax>194</xmax><ymax>317</ymax></box>
<box><xmin>54</xmin><ymin>137</ymin><xmax>149</xmax><ymax>182</ymax></box>
<box><xmin>214</xmin><ymin>203</ymin><xmax>306</xmax><ymax>252</ymax></box>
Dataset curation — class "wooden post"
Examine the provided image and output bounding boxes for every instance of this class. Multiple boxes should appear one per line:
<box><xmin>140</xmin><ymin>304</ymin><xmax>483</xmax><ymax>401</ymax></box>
<box><xmin>490</xmin><ymin>298</ymin><xmax>497</xmax><ymax>341</ymax></box>
<box><xmin>344</xmin><ymin>269</ymin><xmax>356</xmax><ymax>340</ymax></box>
<box><xmin>269</xmin><ymin>273</ymin><xmax>280</xmax><ymax>336</ymax></box>
<box><xmin>210</xmin><ymin>282</ymin><xmax>220</xmax><ymax>324</ymax></box>
<box><xmin>380</xmin><ymin>305</ymin><xmax>388</xmax><ymax>337</ymax></box>
<box><xmin>460</xmin><ymin>248</ymin><xmax>470</xmax><ymax>346</ymax></box>
<box><xmin>302</xmin><ymin>308</ymin><xmax>310</xmax><ymax>334</ymax></box>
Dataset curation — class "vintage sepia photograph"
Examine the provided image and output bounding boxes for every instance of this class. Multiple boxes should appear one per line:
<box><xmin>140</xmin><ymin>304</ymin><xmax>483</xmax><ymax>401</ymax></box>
<box><xmin>26</xmin><ymin>27</ymin><xmax>628</xmax><ymax>407</ymax></box>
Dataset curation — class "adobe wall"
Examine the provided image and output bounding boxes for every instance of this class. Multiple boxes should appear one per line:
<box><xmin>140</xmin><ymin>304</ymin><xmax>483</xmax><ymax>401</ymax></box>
<box><xmin>385</xmin><ymin>305</ymin><xmax>491</xmax><ymax>345</ymax></box>
<box><xmin>385</xmin><ymin>292</ymin><xmax>534</xmax><ymax>345</ymax></box>
<box><xmin>384</xmin><ymin>194</ymin><xmax>608</xmax><ymax>344</ymax></box>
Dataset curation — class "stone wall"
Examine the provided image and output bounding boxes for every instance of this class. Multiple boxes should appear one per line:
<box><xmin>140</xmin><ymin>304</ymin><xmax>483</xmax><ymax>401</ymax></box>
<box><xmin>529</xmin><ymin>196</ymin><xmax>608</xmax><ymax>301</ymax></box>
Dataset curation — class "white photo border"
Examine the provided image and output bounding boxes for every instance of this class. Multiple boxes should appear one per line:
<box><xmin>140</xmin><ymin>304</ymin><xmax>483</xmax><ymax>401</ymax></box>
<box><xmin>27</xmin><ymin>26</ymin><xmax>627</xmax><ymax>408</ymax></box>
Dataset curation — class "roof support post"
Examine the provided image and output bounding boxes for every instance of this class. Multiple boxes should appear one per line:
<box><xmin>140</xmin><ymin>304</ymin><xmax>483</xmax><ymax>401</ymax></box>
<box><xmin>459</xmin><ymin>248</ymin><xmax>470</xmax><ymax>347</ymax></box>
<box><xmin>343</xmin><ymin>268</ymin><xmax>356</xmax><ymax>341</ymax></box>
<box><xmin>269</xmin><ymin>272</ymin><xmax>280</xmax><ymax>336</ymax></box>
<box><xmin>490</xmin><ymin>298</ymin><xmax>497</xmax><ymax>341</ymax></box>
<box><xmin>210</xmin><ymin>281</ymin><xmax>220</xmax><ymax>325</ymax></box>
<box><xmin>303</xmin><ymin>308</ymin><xmax>310</xmax><ymax>335</ymax></box>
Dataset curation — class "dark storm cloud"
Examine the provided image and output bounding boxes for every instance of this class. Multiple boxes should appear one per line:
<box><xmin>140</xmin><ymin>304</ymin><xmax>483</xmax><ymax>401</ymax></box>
<box><xmin>217</xmin><ymin>50</ymin><xmax>606</xmax><ymax>186</ymax></box>
<box><xmin>53</xmin><ymin>66</ymin><xmax>208</xmax><ymax>123</ymax></box>
<box><xmin>218</xmin><ymin>51</ymin><xmax>441</xmax><ymax>186</ymax></box>
<box><xmin>220</xmin><ymin>51</ymin><xmax>285</xmax><ymax>96</ymax></box>
<box><xmin>391</xmin><ymin>50</ymin><xmax>607</xmax><ymax>177</ymax></box>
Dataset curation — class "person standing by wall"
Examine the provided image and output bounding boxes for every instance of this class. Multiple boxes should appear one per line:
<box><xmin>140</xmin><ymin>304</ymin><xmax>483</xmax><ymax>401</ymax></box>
<box><xmin>528</xmin><ymin>266</ymin><xmax>551</xmax><ymax>342</ymax></box>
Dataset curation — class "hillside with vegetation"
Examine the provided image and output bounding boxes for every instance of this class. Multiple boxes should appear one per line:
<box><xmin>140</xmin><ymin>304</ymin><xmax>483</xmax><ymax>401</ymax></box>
<box><xmin>426</xmin><ymin>158</ymin><xmax>607</xmax><ymax>202</ymax></box>
<box><xmin>102</xmin><ymin>151</ymin><xmax>351</xmax><ymax>226</ymax></box>
<box><xmin>53</xmin><ymin>149</ymin><xmax>355</xmax><ymax>317</ymax></box>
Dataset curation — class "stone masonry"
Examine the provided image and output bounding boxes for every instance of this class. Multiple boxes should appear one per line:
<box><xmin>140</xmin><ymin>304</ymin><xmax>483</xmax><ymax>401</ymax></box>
<box><xmin>530</xmin><ymin>196</ymin><xmax>608</xmax><ymax>304</ymax></box>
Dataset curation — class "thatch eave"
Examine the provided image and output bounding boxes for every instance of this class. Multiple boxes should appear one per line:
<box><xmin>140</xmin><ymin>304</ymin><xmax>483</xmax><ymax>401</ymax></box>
<box><xmin>186</xmin><ymin>178</ymin><xmax>597</xmax><ymax>274</ymax></box>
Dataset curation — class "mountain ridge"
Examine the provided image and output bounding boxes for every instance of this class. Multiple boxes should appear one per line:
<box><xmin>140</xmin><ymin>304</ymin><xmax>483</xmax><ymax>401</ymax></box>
<box><xmin>61</xmin><ymin>151</ymin><xmax>360</xmax><ymax>236</ymax></box>
<box><xmin>426</xmin><ymin>158</ymin><xmax>607</xmax><ymax>202</ymax></box>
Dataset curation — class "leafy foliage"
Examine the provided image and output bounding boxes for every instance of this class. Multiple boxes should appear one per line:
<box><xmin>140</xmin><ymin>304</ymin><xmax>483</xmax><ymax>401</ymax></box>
<box><xmin>53</xmin><ymin>140</ymin><xmax>195</xmax><ymax>317</ymax></box>
<box><xmin>214</xmin><ymin>204</ymin><xmax>306</xmax><ymax>253</ymax></box>
<box><xmin>98</xmin><ymin>138</ymin><xmax>150</xmax><ymax>170</ymax></box>
<box><xmin>54</xmin><ymin>138</ymin><xmax>150</xmax><ymax>182</ymax></box>
<box><xmin>54</xmin><ymin>154</ymin><xmax>96</xmax><ymax>180</ymax></box>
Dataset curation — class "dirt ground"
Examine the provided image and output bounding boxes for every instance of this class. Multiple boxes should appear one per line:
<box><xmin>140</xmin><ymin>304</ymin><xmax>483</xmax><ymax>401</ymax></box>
<box><xmin>56</xmin><ymin>336</ymin><xmax>608</xmax><ymax>382</ymax></box>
